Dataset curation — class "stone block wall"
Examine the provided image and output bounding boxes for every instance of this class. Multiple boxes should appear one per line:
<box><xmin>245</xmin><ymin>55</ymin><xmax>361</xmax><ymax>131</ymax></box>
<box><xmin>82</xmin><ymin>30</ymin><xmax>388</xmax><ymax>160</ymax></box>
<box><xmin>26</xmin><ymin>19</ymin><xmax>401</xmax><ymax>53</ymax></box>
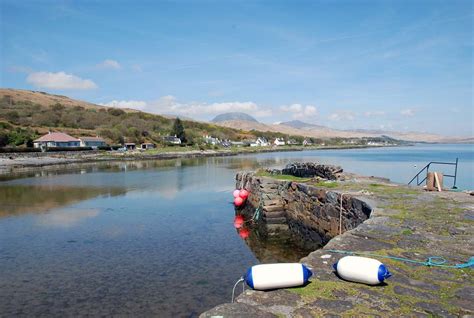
<box><xmin>235</xmin><ymin>171</ymin><xmax>371</xmax><ymax>249</ymax></box>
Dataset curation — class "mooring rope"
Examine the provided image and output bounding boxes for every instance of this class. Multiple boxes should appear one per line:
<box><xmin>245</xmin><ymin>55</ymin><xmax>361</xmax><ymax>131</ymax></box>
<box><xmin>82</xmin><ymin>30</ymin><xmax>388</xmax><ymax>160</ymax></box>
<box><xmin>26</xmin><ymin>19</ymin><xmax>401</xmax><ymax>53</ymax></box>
<box><xmin>252</xmin><ymin>204</ymin><xmax>261</xmax><ymax>221</ymax></box>
<box><xmin>339</xmin><ymin>193</ymin><xmax>347</xmax><ymax>235</ymax></box>
<box><xmin>231</xmin><ymin>277</ymin><xmax>245</xmax><ymax>303</ymax></box>
<box><xmin>328</xmin><ymin>249</ymin><xmax>474</xmax><ymax>269</ymax></box>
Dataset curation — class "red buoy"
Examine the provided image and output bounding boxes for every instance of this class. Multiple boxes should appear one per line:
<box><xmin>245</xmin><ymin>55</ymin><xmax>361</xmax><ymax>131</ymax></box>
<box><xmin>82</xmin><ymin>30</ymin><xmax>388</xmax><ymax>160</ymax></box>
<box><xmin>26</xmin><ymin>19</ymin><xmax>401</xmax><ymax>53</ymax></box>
<box><xmin>239</xmin><ymin>228</ymin><xmax>250</xmax><ymax>239</ymax></box>
<box><xmin>233</xmin><ymin>189</ymin><xmax>241</xmax><ymax>198</ymax></box>
<box><xmin>234</xmin><ymin>197</ymin><xmax>244</xmax><ymax>207</ymax></box>
<box><xmin>234</xmin><ymin>215</ymin><xmax>244</xmax><ymax>228</ymax></box>
<box><xmin>239</xmin><ymin>189</ymin><xmax>249</xmax><ymax>200</ymax></box>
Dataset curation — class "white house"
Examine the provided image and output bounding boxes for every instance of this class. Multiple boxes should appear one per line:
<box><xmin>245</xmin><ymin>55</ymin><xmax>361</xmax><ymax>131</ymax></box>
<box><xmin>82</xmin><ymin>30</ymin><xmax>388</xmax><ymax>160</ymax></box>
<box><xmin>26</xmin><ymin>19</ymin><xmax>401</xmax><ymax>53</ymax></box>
<box><xmin>163</xmin><ymin>136</ymin><xmax>182</xmax><ymax>145</ymax></box>
<box><xmin>141</xmin><ymin>143</ymin><xmax>155</xmax><ymax>150</ymax></box>
<box><xmin>230</xmin><ymin>141</ymin><xmax>244</xmax><ymax>147</ymax></box>
<box><xmin>250</xmin><ymin>137</ymin><xmax>269</xmax><ymax>147</ymax></box>
<box><xmin>274</xmin><ymin>138</ymin><xmax>285</xmax><ymax>146</ymax></box>
<box><xmin>124</xmin><ymin>143</ymin><xmax>136</xmax><ymax>150</ymax></box>
<box><xmin>203</xmin><ymin>135</ymin><xmax>220</xmax><ymax>145</ymax></box>
<box><xmin>33</xmin><ymin>132</ymin><xmax>80</xmax><ymax>148</ymax></box>
<box><xmin>256</xmin><ymin>137</ymin><xmax>269</xmax><ymax>146</ymax></box>
<box><xmin>79</xmin><ymin>136</ymin><xmax>107</xmax><ymax>148</ymax></box>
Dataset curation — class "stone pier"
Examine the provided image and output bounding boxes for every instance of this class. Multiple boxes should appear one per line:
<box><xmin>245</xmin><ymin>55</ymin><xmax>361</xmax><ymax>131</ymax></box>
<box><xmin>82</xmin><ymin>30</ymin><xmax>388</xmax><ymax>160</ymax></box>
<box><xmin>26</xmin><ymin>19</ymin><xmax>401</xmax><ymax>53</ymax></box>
<box><xmin>202</xmin><ymin>166</ymin><xmax>474</xmax><ymax>317</ymax></box>
<box><xmin>236</xmin><ymin>171</ymin><xmax>371</xmax><ymax>249</ymax></box>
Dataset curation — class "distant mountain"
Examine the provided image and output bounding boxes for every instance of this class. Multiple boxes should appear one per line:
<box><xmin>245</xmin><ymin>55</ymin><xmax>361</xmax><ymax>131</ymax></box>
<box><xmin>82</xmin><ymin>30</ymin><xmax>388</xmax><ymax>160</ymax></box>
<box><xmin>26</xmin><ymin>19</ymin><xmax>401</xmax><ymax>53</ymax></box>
<box><xmin>280</xmin><ymin>120</ymin><xmax>326</xmax><ymax>130</ymax></box>
<box><xmin>213</xmin><ymin>118</ymin><xmax>468</xmax><ymax>143</ymax></box>
<box><xmin>211</xmin><ymin>112</ymin><xmax>258</xmax><ymax>123</ymax></box>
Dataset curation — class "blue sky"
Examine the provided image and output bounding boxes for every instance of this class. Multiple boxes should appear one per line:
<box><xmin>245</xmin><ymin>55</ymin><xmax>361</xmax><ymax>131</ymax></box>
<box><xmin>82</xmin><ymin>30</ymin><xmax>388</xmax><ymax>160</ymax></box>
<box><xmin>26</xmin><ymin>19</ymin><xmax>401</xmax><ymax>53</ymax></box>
<box><xmin>1</xmin><ymin>0</ymin><xmax>472</xmax><ymax>136</ymax></box>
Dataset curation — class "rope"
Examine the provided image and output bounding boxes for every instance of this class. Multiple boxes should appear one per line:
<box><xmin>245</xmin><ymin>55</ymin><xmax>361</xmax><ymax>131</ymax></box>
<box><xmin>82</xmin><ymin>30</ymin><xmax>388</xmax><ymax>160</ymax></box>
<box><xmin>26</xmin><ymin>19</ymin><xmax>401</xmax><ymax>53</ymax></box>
<box><xmin>252</xmin><ymin>205</ymin><xmax>261</xmax><ymax>221</ymax></box>
<box><xmin>327</xmin><ymin>249</ymin><xmax>474</xmax><ymax>269</ymax></box>
<box><xmin>339</xmin><ymin>193</ymin><xmax>347</xmax><ymax>235</ymax></box>
<box><xmin>231</xmin><ymin>277</ymin><xmax>245</xmax><ymax>303</ymax></box>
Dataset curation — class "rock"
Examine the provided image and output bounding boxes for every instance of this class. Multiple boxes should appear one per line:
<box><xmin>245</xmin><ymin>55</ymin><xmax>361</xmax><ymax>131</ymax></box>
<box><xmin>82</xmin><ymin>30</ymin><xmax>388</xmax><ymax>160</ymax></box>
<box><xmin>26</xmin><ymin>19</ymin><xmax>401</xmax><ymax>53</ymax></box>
<box><xmin>414</xmin><ymin>302</ymin><xmax>456</xmax><ymax>317</ymax></box>
<box><xmin>263</xmin><ymin>199</ymin><xmax>282</xmax><ymax>206</ymax></box>
<box><xmin>263</xmin><ymin>205</ymin><xmax>284</xmax><ymax>212</ymax></box>
<box><xmin>199</xmin><ymin>303</ymin><xmax>277</xmax><ymax>318</ymax></box>
<box><xmin>237</xmin><ymin>289</ymin><xmax>301</xmax><ymax>307</ymax></box>
<box><xmin>282</xmin><ymin>162</ymin><xmax>343</xmax><ymax>180</ymax></box>
<box><xmin>393</xmin><ymin>285</ymin><xmax>436</xmax><ymax>300</ymax></box>
<box><xmin>264</xmin><ymin>217</ymin><xmax>287</xmax><ymax>224</ymax></box>
<box><xmin>264</xmin><ymin>211</ymin><xmax>286</xmax><ymax>218</ymax></box>
<box><xmin>310</xmin><ymin>299</ymin><xmax>354</xmax><ymax>313</ymax></box>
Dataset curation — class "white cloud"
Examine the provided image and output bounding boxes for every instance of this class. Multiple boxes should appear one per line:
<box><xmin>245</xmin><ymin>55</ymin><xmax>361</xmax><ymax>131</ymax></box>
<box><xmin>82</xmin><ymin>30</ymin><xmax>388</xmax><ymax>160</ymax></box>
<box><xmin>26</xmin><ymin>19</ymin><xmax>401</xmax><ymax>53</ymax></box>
<box><xmin>27</xmin><ymin>71</ymin><xmax>97</xmax><ymax>90</ymax></box>
<box><xmin>99</xmin><ymin>95</ymin><xmax>274</xmax><ymax>119</ymax></box>
<box><xmin>206</xmin><ymin>101</ymin><xmax>259</xmax><ymax>113</ymax></box>
<box><xmin>280</xmin><ymin>103</ymin><xmax>318</xmax><ymax>119</ymax></box>
<box><xmin>328</xmin><ymin>110</ymin><xmax>356</xmax><ymax>121</ymax></box>
<box><xmin>100</xmin><ymin>100</ymin><xmax>148</xmax><ymax>110</ymax></box>
<box><xmin>281</xmin><ymin>103</ymin><xmax>303</xmax><ymax>112</ymax></box>
<box><xmin>149</xmin><ymin>96</ymin><xmax>272</xmax><ymax>119</ymax></box>
<box><xmin>364</xmin><ymin>111</ymin><xmax>386</xmax><ymax>117</ymax></box>
<box><xmin>401</xmin><ymin>109</ymin><xmax>415</xmax><ymax>117</ymax></box>
<box><xmin>98</xmin><ymin>59</ymin><xmax>121</xmax><ymax>70</ymax></box>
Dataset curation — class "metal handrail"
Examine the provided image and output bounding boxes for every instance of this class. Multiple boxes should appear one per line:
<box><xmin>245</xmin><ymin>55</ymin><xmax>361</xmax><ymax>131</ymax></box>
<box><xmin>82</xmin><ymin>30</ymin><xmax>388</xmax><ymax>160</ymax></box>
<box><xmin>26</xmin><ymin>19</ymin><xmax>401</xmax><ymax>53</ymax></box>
<box><xmin>408</xmin><ymin>158</ymin><xmax>459</xmax><ymax>189</ymax></box>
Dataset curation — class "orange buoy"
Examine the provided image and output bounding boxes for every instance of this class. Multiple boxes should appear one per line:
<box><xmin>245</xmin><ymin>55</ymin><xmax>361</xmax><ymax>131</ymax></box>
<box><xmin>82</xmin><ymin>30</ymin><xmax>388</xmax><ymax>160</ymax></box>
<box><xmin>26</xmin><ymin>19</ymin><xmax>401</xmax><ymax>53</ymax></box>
<box><xmin>239</xmin><ymin>189</ymin><xmax>249</xmax><ymax>200</ymax></box>
<box><xmin>239</xmin><ymin>228</ymin><xmax>250</xmax><ymax>239</ymax></box>
<box><xmin>234</xmin><ymin>197</ymin><xmax>244</xmax><ymax>207</ymax></box>
<box><xmin>234</xmin><ymin>215</ymin><xmax>244</xmax><ymax>228</ymax></box>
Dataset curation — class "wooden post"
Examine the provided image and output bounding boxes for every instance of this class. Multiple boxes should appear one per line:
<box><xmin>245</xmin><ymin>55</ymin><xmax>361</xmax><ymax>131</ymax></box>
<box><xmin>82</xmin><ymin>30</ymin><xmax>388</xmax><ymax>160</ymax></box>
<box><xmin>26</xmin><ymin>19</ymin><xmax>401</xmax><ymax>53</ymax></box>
<box><xmin>426</xmin><ymin>172</ymin><xmax>435</xmax><ymax>191</ymax></box>
<box><xmin>434</xmin><ymin>172</ymin><xmax>443</xmax><ymax>192</ymax></box>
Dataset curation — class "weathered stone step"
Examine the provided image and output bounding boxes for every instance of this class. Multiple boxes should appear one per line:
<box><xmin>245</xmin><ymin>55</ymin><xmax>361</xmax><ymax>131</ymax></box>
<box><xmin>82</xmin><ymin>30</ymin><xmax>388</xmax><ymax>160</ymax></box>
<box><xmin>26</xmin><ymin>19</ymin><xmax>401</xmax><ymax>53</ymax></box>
<box><xmin>260</xmin><ymin>189</ymin><xmax>278</xmax><ymax>195</ymax></box>
<box><xmin>262</xmin><ymin>199</ymin><xmax>281</xmax><ymax>206</ymax></box>
<box><xmin>264</xmin><ymin>210</ymin><xmax>286</xmax><ymax>218</ymax></box>
<box><xmin>263</xmin><ymin>205</ymin><xmax>284</xmax><ymax>212</ymax></box>
<box><xmin>266</xmin><ymin>224</ymin><xmax>289</xmax><ymax>233</ymax></box>
<box><xmin>264</xmin><ymin>217</ymin><xmax>287</xmax><ymax>224</ymax></box>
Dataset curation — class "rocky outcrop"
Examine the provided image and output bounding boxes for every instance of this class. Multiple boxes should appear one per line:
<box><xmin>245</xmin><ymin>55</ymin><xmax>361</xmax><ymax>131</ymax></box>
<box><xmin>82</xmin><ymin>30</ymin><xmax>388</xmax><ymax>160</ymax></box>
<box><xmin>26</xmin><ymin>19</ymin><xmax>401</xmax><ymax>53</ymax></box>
<box><xmin>281</xmin><ymin>162</ymin><xmax>343</xmax><ymax>180</ymax></box>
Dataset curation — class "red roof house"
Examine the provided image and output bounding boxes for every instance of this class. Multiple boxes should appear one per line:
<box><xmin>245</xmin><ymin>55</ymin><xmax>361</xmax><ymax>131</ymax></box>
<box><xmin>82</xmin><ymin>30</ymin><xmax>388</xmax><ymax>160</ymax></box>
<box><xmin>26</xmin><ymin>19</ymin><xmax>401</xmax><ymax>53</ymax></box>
<box><xmin>33</xmin><ymin>132</ymin><xmax>80</xmax><ymax>148</ymax></box>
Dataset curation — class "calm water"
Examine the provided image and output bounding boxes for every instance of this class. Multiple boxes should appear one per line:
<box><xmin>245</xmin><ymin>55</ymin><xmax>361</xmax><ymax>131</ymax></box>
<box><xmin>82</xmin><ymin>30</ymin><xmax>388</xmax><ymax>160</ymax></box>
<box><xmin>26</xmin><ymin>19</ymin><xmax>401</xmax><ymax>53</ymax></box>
<box><xmin>0</xmin><ymin>144</ymin><xmax>472</xmax><ymax>316</ymax></box>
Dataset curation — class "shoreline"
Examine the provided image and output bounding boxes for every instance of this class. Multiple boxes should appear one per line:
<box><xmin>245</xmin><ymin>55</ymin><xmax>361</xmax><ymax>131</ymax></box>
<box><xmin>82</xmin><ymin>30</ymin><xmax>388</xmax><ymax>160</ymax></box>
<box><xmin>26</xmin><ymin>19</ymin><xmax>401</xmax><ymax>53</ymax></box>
<box><xmin>0</xmin><ymin>144</ymin><xmax>397</xmax><ymax>175</ymax></box>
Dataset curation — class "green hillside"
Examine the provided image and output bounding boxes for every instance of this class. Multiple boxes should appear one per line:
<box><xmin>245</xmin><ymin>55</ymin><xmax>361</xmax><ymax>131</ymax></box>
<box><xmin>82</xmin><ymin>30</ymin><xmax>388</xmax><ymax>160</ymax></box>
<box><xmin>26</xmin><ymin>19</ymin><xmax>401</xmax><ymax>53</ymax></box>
<box><xmin>0</xmin><ymin>90</ymin><xmax>303</xmax><ymax>148</ymax></box>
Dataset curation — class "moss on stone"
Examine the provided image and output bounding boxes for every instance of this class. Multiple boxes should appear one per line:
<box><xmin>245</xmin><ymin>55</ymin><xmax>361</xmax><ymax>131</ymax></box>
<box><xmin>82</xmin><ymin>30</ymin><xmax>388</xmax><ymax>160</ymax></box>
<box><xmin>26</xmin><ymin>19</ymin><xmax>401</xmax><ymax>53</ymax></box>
<box><xmin>312</xmin><ymin>181</ymin><xmax>338</xmax><ymax>188</ymax></box>
<box><xmin>288</xmin><ymin>278</ymin><xmax>357</xmax><ymax>300</ymax></box>
<box><xmin>255</xmin><ymin>170</ymin><xmax>312</xmax><ymax>182</ymax></box>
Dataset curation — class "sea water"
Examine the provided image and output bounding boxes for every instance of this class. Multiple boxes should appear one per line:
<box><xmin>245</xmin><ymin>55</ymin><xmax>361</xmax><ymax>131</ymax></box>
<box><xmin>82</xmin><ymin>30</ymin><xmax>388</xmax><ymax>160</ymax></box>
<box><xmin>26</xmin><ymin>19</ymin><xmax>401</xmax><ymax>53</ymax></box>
<box><xmin>0</xmin><ymin>144</ymin><xmax>472</xmax><ymax>316</ymax></box>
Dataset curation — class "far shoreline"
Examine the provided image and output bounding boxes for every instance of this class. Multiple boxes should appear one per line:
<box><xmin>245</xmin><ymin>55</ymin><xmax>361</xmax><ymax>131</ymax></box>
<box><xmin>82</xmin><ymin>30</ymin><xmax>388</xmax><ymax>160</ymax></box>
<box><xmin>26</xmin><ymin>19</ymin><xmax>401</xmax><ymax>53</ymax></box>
<box><xmin>0</xmin><ymin>144</ymin><xmax>405</xmax><ymax>176</ymax></box>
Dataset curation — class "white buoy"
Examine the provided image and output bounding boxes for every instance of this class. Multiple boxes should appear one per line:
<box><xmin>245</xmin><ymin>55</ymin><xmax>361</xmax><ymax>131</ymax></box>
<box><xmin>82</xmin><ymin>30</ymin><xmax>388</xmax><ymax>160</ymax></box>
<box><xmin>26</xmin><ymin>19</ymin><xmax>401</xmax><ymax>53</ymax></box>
<box><xmin>244</xmin><ymin>263</ymin><xmax>312</xmax><ymax>290</ymax></box>
<box><xmin>333</xmin><ymin>256</ymin><xmax>391</xmax><ymax>285</ymax></box>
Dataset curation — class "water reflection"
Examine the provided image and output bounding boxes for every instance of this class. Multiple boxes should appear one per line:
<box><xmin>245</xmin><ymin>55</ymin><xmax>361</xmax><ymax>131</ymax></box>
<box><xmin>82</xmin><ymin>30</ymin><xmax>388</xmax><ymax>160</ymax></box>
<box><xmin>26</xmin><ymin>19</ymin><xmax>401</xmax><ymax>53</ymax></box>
<box><xmin>0</xmin><ymin>185</ymin><xmax>124</xmax><ymax>217</ymax></box>
<box><xmin>233</xmin><ymin>212</ymin><xmax>313</xmax><ymax>263</ymax></box>
<box><xmin>37</xmin><ymin>208</ymin><xmax>100</xmax><ymax>228</ymax></box>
